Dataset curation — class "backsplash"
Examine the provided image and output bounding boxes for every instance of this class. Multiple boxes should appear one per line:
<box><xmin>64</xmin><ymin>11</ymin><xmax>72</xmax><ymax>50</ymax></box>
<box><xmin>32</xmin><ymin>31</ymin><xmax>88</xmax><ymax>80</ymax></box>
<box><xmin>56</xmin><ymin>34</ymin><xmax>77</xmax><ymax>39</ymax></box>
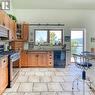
<box><xmin>0</xmin><ymin>41</ymin><xmax>9</xmax><ymax>51</ymax></box>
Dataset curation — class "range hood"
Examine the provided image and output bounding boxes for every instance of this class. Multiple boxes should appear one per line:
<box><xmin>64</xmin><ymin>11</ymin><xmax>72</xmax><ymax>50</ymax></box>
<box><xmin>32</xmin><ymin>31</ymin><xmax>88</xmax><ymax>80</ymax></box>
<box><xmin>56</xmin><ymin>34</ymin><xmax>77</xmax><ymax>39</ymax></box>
<box><xmin>0</xmin><ymin>25</ymin><xmax>9</xmax><ymax>38</ymax></box>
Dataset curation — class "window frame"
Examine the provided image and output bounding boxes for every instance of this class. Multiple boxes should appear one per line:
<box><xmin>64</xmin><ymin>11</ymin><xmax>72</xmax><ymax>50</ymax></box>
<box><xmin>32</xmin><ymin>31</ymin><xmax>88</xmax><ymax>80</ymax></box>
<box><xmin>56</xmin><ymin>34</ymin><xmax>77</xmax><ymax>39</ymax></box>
<box><xmin>34</xmin><ymin>29</ymin><xmax>49</xmax><ymax>45</ymax></box>
<box><xmin>34</xmin><ymin>29</ymin><xmax>63</xmax><ymax>45</ymax></box>
<box><xmin>48</xmin><ymin>29</ymin><xmax>63</xmax><ymax>44</ymax></box>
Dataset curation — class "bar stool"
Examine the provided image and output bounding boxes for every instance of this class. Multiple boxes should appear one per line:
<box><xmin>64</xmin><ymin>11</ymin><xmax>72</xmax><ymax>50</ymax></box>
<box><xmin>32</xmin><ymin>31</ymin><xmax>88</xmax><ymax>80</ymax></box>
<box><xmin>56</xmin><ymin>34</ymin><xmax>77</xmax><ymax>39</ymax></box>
<box><xmin>72</xmin><ymin>53</ymin><xmax>92</xmax><ymax>95</ymax></box>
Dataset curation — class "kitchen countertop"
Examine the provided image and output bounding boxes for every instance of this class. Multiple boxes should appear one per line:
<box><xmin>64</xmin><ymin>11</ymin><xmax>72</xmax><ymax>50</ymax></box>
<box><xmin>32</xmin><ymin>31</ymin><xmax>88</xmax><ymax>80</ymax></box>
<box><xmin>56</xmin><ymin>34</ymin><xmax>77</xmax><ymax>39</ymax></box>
<box><xmin>0</xmin><ymin>55</ymin><xmax>8</xmax><ymax>59</ymax></box>
<box><xmin>27</xmin><ymin>49</ymin><xmax>70</xmax><ymax>52</ymax></box>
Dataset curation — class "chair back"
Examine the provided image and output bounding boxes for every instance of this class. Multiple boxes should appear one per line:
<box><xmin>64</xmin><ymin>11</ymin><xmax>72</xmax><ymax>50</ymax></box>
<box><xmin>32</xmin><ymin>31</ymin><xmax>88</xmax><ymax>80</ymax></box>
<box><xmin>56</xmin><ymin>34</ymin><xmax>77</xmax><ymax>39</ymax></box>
<box><xmin>73</xmin><ymin>53</ymin><xmax>92</xmax><ymax>70</ymax></box>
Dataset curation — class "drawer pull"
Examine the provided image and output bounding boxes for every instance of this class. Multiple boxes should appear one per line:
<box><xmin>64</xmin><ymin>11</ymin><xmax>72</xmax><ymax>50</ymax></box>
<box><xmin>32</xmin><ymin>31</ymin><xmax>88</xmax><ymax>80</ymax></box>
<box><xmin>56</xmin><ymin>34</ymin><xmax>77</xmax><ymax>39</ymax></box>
<box><xmin>36</xmin><ymin>55</ymin><xmax>39</xmax><ymax>57</ymax></box>
<box><xmin>3</xmin><ymin>60</ymin><xmax>6</xmax><ymax>63</ymax></box>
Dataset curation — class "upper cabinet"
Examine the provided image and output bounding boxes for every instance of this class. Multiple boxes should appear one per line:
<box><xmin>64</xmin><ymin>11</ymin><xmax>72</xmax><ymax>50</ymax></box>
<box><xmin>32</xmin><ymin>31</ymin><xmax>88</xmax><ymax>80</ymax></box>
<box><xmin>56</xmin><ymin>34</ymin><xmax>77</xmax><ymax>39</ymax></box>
<box><xmin>16</xmin><ymin>23</ymin><xmax>29</xmax><ymax>41</ymax></box>
<box><xmin>0</xmin><ymin>11</ymin><xmax>4</xmax><ymax>25</ymax></box>
<box><xmin>23</xmin><ymin>24</ymin><xmax>29</xmax><ymax>41</ymax></box>
<box><xmin>0</xmin><ymin>10</ymin><xmax>16</xmax><ymax>41</ymax></box>
<box><xmin>4</xmin><ymin>13</ymin><xmax>10</xmax><ymax>29</ymax></box>
<box><xmin>9</xmin><ymin>19</ymin><xmax>16</xmax><ymax>41</ymax></box>
<box><xmin>0</xmin><ymin>10</ymin><xmax>29</xmax><ymax>42</ymax></box>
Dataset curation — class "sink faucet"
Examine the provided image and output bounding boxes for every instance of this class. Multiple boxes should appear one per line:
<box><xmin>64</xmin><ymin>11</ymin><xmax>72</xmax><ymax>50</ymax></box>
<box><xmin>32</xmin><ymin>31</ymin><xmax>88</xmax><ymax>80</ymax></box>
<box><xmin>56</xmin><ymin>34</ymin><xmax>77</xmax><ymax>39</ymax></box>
<box><xmin>38</xmin><ymin>43</ymin><xmax>41</xmax><ymax>49</ymax></box>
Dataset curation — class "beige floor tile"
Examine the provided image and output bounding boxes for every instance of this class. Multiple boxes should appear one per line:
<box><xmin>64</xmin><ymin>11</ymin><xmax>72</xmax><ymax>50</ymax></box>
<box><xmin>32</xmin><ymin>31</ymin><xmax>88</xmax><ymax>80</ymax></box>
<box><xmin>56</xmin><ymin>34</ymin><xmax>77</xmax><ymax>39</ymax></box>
<box><xmin>19</xmin><ymin>71</ymin><xmax>26</xmax><ymax>76</ymax></box>
<box><xmin>63</xmin><ymin>75</ymin><xmax>76</xmax><ymax>82</ymax></box>
<box><xmin>5</xmin><ymin>83</ymin><xmax>20</xmax><ymax>93</ymax></box>
<box><xmin>40</xmin><ymin>76</ymin><xmax>52</xmax><ymax>82</ymax></box>
<box><xmin>45</xmin><ymin>71</ymin><xmax>55</xmax><ymax>76</ymax></box>
<box><xmin>61</xmin><ymin>82</ymin><xmax>78</xmax><ymax>91</ymax></box>
<box><xmin>7</xmin><ymin>93</ymin><xmax>24</xmax><ymax>95</ymax></box>
<box><xmin>18</xmin><ymin>83</ymin><xmax>33</xmax><ymax>92</ymax></box>
<box><xmin>24</xmin><ymin>92</ymin><xmax>40</xmax><ymax>95</ymax></box>
<box><xmin>51</xmin><ymin>76</ymin><xmax>64</xmax><ymax>82</ymax></box>
<box><xmin>33</xmin><ymin>83</ymin><xmax>48</xmax><ymax>91</ymax></box>
<box><xmin>48</xmin><ymin>83</ymin><xmax>63</xmax><ymax>91</ymax></box>
<box><xmin>73</xmin><ymin>91</ymin><xmax>91</xmax><ymax>95</ymax></box>
<box><xmin>57</xmin><ymin>92</ymin><xmax>72</xmax><ymax>95</ymax></box>
<box><xmin>20</xmin><ymin>68</ymin><xmax>31</xmax><ymax>72</ymax></box>
<box><xmin>25</xmin><ymin>72</ymin><xmax>35</xmax><ymax>76</ymax></box>
<box><xmin>28</xmin><ymin>75</ymin><xmax>40</xmax><ymax>82</ymax></box>
<box><xmin>2</xmin><ymin>65</ymin><xmax>95</xmax><ymax>95</ymax></box>
<box><xmin>39</xmin><ymin>68</ymin><xmax>49</xmax><ymax>72</ymax></box>
<box><xmin>35</xmin><ymin>72</ymin><xmax>44</xmax><ymax>76</ymax></box>
<box><xmin>30</xmin><ymin>68</ymin><xmax>39</xmax><ymax>72</ymax></box>
<box><xmin>41</xmin><ymin>92</ymin><xmax>57</xmax><ymax>95</ymax></box>
<box><xmin>17</xmin><ymin>76</ymin><xmax>28</xmax><ymax>82</ymax></box>
<box><xmin>2</xmin><ymin>93</ymin><xmax>8</xmax><ymax>95</ymax></box>
<box><xmin>54</xmin><ymin>71</ymin><xmax>65</xmax><ymax>76</ymax></box>
<box><xmin>48</xmin><ymin>68</ymin><xmax>57</xmax><ymax>72</ymax></box>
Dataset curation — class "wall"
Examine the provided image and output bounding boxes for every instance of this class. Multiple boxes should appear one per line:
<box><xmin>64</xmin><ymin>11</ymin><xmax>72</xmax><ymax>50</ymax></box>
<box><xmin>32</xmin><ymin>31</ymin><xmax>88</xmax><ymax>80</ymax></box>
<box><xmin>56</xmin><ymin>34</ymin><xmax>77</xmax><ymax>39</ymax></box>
<box><xmin>7</xmin><ymin>9</ymin><xmax>95</xmax><ymax>64</ymax></box>
<box><xmin>9</xmin><ymin>9</ymin><xmax>95</xmax><ymax>49</ymax></box>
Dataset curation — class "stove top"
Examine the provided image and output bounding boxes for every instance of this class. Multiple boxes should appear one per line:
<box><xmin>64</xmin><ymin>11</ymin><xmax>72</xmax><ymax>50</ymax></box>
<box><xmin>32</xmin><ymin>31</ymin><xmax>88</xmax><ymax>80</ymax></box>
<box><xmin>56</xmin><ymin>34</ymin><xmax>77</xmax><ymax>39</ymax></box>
<box><xmin>0</xmin><ymin>51</ymin><xmax>17</xmax><ymax>56</ymax></box>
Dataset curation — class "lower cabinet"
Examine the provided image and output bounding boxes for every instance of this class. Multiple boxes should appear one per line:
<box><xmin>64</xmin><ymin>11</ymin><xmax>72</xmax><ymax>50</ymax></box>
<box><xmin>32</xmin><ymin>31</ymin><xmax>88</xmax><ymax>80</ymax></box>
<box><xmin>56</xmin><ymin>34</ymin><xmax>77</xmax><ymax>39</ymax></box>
<box><xmin>28</xmin><ymin>51</ymin><xmax>53</xmax><ymax>67</ymax></box>
<box><xmin>0</xmin><ymin>56</ymin><xmax>8</xmax><ymax>94</ymax></box>
<box><xmin>28</xmin><ymin>53</ymin><xmax>38</xmax><ymax>67</ymax></box>
<box><xmin>20</xmin><ymin>51</ymin><xmax>28</xmax><ymax>67</ymax></box>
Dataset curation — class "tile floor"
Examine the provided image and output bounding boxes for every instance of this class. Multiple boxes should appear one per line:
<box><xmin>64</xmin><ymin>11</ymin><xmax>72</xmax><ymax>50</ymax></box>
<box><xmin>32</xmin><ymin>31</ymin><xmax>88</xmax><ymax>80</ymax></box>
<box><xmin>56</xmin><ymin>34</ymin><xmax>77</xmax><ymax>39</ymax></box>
<box><xmin>2</xmin><ymin>65</ymin><xmax>95</xmax><ymax>95</ymax></box>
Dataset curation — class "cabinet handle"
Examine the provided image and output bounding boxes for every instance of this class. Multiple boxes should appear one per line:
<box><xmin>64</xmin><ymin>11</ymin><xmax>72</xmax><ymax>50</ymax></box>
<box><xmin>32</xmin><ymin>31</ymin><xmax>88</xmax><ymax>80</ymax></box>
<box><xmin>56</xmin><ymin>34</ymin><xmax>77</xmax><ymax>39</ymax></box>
<box><xmin>3</xmin><ymin>60</ymin><xmax>6</xmax><ymax>63</ymax></box>
<box><xmin>36</xmin><ymin>55</ymin><xmax>39</xmax><ymax>57</ymax></box>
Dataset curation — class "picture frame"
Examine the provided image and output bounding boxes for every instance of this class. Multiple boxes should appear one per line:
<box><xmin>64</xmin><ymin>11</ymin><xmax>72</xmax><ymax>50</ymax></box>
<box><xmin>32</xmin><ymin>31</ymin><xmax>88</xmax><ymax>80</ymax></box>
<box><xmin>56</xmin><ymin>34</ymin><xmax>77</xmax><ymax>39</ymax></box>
<box><xmin>65</xmin><ymin>36</ymin><xmax>70</xmax><ymax>42</ymax></box>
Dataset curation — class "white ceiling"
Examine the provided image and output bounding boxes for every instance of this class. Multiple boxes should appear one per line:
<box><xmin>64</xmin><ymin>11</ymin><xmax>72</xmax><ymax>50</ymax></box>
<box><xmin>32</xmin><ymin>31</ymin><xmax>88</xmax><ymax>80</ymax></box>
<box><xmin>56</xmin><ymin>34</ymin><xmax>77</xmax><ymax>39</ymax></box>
<box><xmin>12</xmin><ymin>0</ymin><xmax>95</xmax><ymax>9</ymax></box>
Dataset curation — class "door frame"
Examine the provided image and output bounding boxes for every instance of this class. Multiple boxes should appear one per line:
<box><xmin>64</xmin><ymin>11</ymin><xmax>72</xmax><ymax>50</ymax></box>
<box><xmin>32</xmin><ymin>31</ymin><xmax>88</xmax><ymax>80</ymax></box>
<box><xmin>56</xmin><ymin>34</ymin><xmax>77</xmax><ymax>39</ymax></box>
<box><xmin>70</xmin><ymin>28</ymin><xmax>86</xmax><ymax>62</ymax></box>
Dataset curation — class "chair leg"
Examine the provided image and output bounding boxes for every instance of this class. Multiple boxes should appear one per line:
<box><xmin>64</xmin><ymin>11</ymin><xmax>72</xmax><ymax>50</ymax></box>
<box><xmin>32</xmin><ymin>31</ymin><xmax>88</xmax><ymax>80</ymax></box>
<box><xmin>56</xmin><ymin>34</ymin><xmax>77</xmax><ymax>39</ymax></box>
<box><xmin>72</xmin><ymin>78</ymin><xmax>80</xmax><ymax>93</ymax></box>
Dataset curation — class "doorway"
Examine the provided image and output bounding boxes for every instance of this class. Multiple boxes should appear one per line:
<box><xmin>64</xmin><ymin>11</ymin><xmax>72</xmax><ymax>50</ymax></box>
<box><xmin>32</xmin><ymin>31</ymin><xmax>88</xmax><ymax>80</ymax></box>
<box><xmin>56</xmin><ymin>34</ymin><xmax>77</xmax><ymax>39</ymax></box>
<box><xmin>71</xmin><ymin>29</ymin><xmax>86</xmax><ymax>62</ymax></box>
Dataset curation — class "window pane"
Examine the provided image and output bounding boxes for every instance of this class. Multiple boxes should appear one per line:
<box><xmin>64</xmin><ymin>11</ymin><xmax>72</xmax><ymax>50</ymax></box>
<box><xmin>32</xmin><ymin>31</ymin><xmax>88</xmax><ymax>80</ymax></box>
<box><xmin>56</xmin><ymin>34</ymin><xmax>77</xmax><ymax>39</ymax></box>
<box><xmin>35</xmin><ymin>30</ymin><xmax>47</xmax><ymax>44</ymax></box>
<box><xmin>49</xmin><ymin>30</ymin><xmax>62</xmax><ymax>45</ymax></box>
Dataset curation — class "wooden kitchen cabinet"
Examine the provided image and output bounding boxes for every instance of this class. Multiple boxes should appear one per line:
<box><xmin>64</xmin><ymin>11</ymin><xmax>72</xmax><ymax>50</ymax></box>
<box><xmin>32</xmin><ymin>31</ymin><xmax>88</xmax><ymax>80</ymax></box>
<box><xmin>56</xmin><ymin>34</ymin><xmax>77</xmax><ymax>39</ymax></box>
<box><xmin>20</xmin><ymin>51</ymin><xmax>28</xmax><ymax>67</ymax></box>
<box><xmin>23</xmin><ymin>24</ymin><xmax>29</xmax><ymax>41</ymax></box>
<box><xmin>48</xmin><ymin>51</ymin><xmax>53</xmax><ymax>67</ymax></box>
<box><xmin>28</xmin><ymin>51</ymin><xmax>53</xmax><ymax>67</ymax></box>
<box><xmin>9</xmin><ymin>19</ymin><xmax>16</xmax><ymax>41</ymax></box>
<box><xmin>10</xmin><ymin>41</ymin><xmax>24</xmax><ymax>51</ymax></box>
<box><xmin>28</xmin><ymin>53</ymin><xmax>38</xmax><ymax>66</ymax></box>
<box><xmin>0</xmin><ymin>10</ymin><xmax>5</xmax><ymax>25</ymax></box>
<box><xmin>16</xmin><ymin>23</ymin><xmax>29</xmax><ymax>41</ymax></box>
<box><xmin>0</xmin><ymin>10</ymin><xmax>17</xmax><ymax>41</ymax></box>
<box><xmin>0</xmin><ymin>56</ymin><xmax>8</xmax><ymax>95</ymax></box>
<box><xmin>4</xmin><ymin>14</ymin><xmax>10</xmax><ymax>29</ymax></box>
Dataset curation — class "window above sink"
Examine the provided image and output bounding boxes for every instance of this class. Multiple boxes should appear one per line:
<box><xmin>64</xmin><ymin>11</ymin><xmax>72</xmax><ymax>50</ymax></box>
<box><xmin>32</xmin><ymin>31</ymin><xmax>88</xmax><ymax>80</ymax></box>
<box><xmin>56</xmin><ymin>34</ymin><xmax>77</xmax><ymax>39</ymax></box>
<box><xmin>34</xmin><ymin>29</ymin><xmax>63</xmax><ymax>46</ymax></box>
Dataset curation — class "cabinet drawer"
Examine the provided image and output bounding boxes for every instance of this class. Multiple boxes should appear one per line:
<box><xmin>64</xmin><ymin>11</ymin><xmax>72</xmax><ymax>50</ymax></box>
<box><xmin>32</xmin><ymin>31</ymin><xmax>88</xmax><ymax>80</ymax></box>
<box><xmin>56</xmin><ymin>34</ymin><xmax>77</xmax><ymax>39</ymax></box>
<box><xmin>0</xmin><ymin>56</ymin><xmax>8</xmax><ymax>68</ymax></box>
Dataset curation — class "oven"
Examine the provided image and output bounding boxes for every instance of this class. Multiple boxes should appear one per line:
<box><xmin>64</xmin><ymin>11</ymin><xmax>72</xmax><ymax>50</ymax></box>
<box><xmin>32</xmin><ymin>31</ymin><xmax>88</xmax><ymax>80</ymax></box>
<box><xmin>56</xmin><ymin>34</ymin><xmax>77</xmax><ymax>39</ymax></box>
<box><xmin>8</xmin><ymin>52</ymin><xmax>20</xmax><ymax>87</ymax></box>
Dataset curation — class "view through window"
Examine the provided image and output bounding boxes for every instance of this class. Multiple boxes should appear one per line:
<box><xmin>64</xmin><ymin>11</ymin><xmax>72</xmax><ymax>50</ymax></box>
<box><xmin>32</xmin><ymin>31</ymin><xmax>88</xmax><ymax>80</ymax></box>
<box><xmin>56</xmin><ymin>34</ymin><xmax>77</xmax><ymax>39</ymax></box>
<box><xmin>35</xmin><ymin>29</ymin><xmax>63</xmax><ymax>45</ymax></box>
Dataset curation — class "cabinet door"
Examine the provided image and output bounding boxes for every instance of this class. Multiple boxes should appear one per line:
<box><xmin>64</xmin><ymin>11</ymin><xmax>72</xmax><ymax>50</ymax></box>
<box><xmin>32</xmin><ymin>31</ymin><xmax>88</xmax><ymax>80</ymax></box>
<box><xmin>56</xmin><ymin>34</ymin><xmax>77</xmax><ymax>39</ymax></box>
<box><xmin>0</xmin><ymin>60</ymin><xmax>8</xmax><ymax>94</ymax></box>
<box><xmin>4</xmin><ymin>14</ymin><xmax>10</xmax><ymax>28</ymax></box>
<box><xmin>2</xmin><ymin>64</ymin><xmax>8</xmax><ymax>89</ymax></box>
<box><xmin>38</xmin><ymin>53</ymin><xmax>48</xmax><ymax>67</ymax></box>
<box><xmin>0</xmin><ymin>66</ymin><xmax>3</xmax><ymax>94</ymax></box>
<box><xmin>20</xmin><ymin>51</ymin><xmax>28</xmax><ymax>67</ymax></box>
<box><xmin>9</xmin><ymin>20</ymin><xmax>15</xmax><ymax>41</ymax></box>
<box><xmin>28</xmin><ymin>53</ymin><xmax>38</xmax><ymax>67</ymax></box>
<box><xmin>0</xmin><ymin>11</ymin><xmax>4</xmax><ymax>25</ymax></box>
<box><xmin>38</xmin><ymin>54</ymin><xmax>43</xmax><ymax>66</ymax></box>
<box><xmin>23</xmin><ymin>24</ymin><xmax>29</xmax><ymax>41</ymax></box>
